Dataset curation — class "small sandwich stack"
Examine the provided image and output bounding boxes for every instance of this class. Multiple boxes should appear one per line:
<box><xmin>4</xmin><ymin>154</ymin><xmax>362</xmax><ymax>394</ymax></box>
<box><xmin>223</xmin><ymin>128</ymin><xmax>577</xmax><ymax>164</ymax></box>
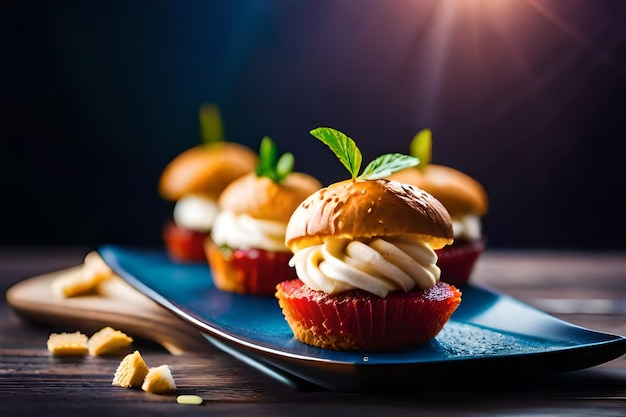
<box><xmin>158</xmin><ymin>104</ymin><xmax>257</xmax><ymax>262</ymax></box>
<box><xmin>276</xmin><ymin>127</ymin><xmax>462</xmax><ymax>351</ymax></box>
<box><xmin>388</xmin><ymin>129</ymin><xmax>488</xmax><ymax>286</ymax></box>
<box><xmin>206</xmin><ymin>137</ymin><xmax>321</xmax><ymax>295</ymax></box>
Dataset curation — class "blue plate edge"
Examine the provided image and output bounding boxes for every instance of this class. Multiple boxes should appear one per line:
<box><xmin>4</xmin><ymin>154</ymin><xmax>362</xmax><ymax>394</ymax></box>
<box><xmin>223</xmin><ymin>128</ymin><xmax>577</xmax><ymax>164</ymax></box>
<box><xmin>99</xmin><ymin>245</ymin><xmax>626</xmax><ymax>369</ymax></box>
<box><xmin>100</xmin><ymin>245</ymin><xmax>350</xmax><ymax>364</ymax></box>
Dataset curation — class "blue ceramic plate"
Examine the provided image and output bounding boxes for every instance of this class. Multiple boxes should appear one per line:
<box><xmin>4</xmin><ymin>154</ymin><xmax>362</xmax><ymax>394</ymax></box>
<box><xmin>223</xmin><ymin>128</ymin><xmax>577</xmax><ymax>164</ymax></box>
<box><xmin>100</xmin><ymin>245</ymin><xmax>626</xmax><ymax>392</ymax></box>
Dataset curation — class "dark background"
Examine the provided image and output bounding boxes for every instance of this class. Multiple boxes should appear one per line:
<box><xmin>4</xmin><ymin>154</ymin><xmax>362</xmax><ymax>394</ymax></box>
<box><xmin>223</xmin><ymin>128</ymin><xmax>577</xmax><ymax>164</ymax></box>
<box><xmin>2</xmin><ymin>0</ymin><xmax>625</xmax><ymax>250</ymax></box>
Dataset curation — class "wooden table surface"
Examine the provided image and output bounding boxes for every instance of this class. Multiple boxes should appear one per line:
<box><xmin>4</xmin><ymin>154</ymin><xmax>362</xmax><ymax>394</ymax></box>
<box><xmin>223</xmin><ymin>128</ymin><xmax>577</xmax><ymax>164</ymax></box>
<box><xmin>2</xmin><ymin>247</ymin><xmax>626</xmax><ymax>416</ymax></box>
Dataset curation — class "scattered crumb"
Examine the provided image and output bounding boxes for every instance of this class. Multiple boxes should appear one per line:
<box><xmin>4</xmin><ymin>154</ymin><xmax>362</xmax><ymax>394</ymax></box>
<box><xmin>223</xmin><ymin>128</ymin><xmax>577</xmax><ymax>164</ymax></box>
<box><xmin>47</xmin><ymin>328</ymin><xmax>183</xmax><ymax>398</ymax></box>
<box><xmin>51</xmin><ymin>268</ymin><xmax>99</xmax><ymax>298</ymax></box>
<box><xmin>47</xmin><ymin>331</ymin><xmax>89</xmax><ymax>356</ymax></box>
<box><xmin>82</xmin><ymin>251</ymin><xmax>113</xmax><ymax>279</ymax></box>
<box><xmin>51</xmin><ymin>251</ymin><xmax>115</xmax><ymax>298</ymax></box>
<box><xmin>142</xmin><ymin>365</ymin><xmax>177</xmax><ymax>394</ymax></box>
<box><xmin>88</xmin><ymin>326</ymin><xmax>133</xmax><ymax>356</ymax></box>
<box><xmin>112</xmin><ymin>350</ymin><xmax>149</xmax><ymax>389</ymax></box>
<box><xmin>177</xmin><ymin>394</ymin><xmax>203</xmax><ymax>405</ymax></box>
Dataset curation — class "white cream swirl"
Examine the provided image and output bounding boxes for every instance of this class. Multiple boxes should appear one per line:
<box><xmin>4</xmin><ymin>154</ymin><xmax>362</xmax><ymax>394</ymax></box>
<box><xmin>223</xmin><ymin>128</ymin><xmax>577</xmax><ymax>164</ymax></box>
<box><xmin>289</xmin><ymin>236</ymin><xmax>441</xmax><ymax>298</ymax></box>
<box><xmin>453</xmin><ymin>214</ymin><xmax>482</xmax><ymax>241</ymax></box>
<box><xmin>211</xmin><ymin>211</ymin><xmax>288</xmax><ymax>252</ymax></box>
<box><xmin>173</xmin><ymin>194</ymin><xmax>219</xmax><ymax>233</ymax></box>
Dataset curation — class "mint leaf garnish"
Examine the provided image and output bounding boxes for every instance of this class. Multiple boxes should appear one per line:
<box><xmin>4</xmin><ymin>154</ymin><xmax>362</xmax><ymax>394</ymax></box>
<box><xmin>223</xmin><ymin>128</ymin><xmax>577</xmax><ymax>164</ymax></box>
<box><xmin>256</xmin><ymin>136</ymin><xmax>277</xmax><ymax>176</ymax></box>
<box><xmin>310</xmin><ymin>127</ymin><xmax>362</xmax><ymax>179</ymax></box>
<box><xmin>410</xmin><ymin>128</ymin><xmax>432</xmax><ymax>169</ymax></box>
<box><xmin>199</xmin><ymin>103</ymin><xmax>224</xmax><ymax>144</ymax></box>
<box><xmin>255</xmin><ymin>137</ymin><xmax>294</xmax><ymax>183</ymax></box>
<box><xmin>360</xmin><ymin>153</ymin><xmax>419</xmax><ymax>180</ymax></box>
<box><xmin>276</xmin><ymin>152</ymin><xmax>295</xmax><ymax>181</ymax></box>
<box><xmin>310</xmin><ymin>127</ymin><xmax>419</xmax><ymax>180</ymax></box>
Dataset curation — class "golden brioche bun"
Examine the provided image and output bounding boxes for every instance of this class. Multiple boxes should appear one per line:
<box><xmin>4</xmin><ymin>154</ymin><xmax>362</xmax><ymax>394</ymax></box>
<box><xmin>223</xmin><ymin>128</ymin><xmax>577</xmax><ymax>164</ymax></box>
<box><xmin>218</xmin><ymin>172</ymin><xmax>322</xmax><ymax>223</ymax></box>
<box><xmin>158</xmin><ymin>142</ymin><xmax>257</xmax><ymax>201</ymax></box>
<box><xmin>388</xmin><ymin>164</ymin><xmax>487</xmax><ymax>217</ymax></box>
<box><xmin>285</xmin><ymin>179</ymin><xmax>453</xmax><ymax>252</ymax></box>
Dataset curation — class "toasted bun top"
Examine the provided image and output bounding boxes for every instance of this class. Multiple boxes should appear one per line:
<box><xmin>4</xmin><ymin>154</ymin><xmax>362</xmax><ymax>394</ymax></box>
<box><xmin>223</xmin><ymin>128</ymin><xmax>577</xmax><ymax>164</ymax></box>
<box><xmin>285</xmin><ymin>179</ymin><xmax>453</xmax><ymax>252</ymax></box>
<box><xmin>158</xmin><ymin>142</ymin><xmax>258</xmax><ymax>201</ymax></box>
<box><xmin>218</xmin><ymin>172</ymin><xmax>322</xmax><ymax>223</ymax></box>
<box><xmin>388</xmin><ymin>164</ymin><xmax>488</xmax><ymax>217</ymax></box>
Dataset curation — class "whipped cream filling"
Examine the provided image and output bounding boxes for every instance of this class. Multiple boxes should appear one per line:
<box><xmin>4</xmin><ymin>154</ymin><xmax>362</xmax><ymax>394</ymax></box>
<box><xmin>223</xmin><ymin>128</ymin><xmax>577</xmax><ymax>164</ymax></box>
<box><xmin>289</xmin><ymin>236</ymin><xmax>441</xmax><ymax>298</ymax></box>
<box><xmin>211</xmin><ymin>211</ymin><xmax>288</xmax><ymax>252</ymax></box>
<box><xmin>453</xmin><ymin>214</ymin><xmax>482</xmax><ymax>242</ymax></box>
<box><xmin>173</xmin><ymin>194</ymin><xmax>219</xmax><ymax>233</ymax></box>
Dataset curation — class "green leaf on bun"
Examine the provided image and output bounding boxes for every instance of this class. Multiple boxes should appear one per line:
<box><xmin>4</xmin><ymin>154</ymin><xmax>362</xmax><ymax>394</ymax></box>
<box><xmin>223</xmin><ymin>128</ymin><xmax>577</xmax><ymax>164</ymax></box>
<box><xmin>410</xmin><ymin>128</ymin><xmax>432</xmax><ymax>170</ymax></box>
<box><xmin>310</xmin><ymin>127</ymin><xmax>419</xmax><ymax>180</ymax></box>
<box><xmin>255</xmin><ymin>137</ymin><xmax>294</xmax><ymax>183</ymax></box>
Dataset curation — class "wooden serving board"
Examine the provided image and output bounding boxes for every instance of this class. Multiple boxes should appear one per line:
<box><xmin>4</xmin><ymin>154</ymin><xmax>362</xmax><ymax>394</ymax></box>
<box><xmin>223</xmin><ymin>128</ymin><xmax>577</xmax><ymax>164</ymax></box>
<box><xmin>6</xmin><ymin>267</ymin><xmax>210</xmax><ymax>355</ymax></box>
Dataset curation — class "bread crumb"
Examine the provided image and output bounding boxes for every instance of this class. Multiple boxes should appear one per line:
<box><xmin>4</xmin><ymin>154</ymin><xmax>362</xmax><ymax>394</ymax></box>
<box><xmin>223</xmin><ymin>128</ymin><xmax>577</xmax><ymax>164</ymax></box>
<box><xmin>141</xmin><ymin>365</ymin><xmax>177</xmax><ymax>394</ymax></box>
<box><xmin>88</xmin><ymin>327</ymin><xmax>133</xmax><ymax>356</ymax></box>
<box><xmin>47</xmin><ymin>331</ymin><xmax>89</xmax><ymax>356</ymax></box>
<box><xmin>83</xmin><ymin>251</ymin><xmax>113</xmax><ymax>278</ymax></box>
<box><xmin>112</xmin><ymin>351</ymin><xmax>149</xmax><ymax>389</ymax></box>
<box><xmin>51</xmin><ymin>268</ymin><xmax>98</xmax><ymax>298</ymax></box>
<box><xmin>51</xmin><ymin>251</ymin><xmax>115</xmax><ymax>298</ymax></box>
<box><xmin>177</xmin><ymin>394</ymin><xmax>203</xmax><ymax>405</ymax></box>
